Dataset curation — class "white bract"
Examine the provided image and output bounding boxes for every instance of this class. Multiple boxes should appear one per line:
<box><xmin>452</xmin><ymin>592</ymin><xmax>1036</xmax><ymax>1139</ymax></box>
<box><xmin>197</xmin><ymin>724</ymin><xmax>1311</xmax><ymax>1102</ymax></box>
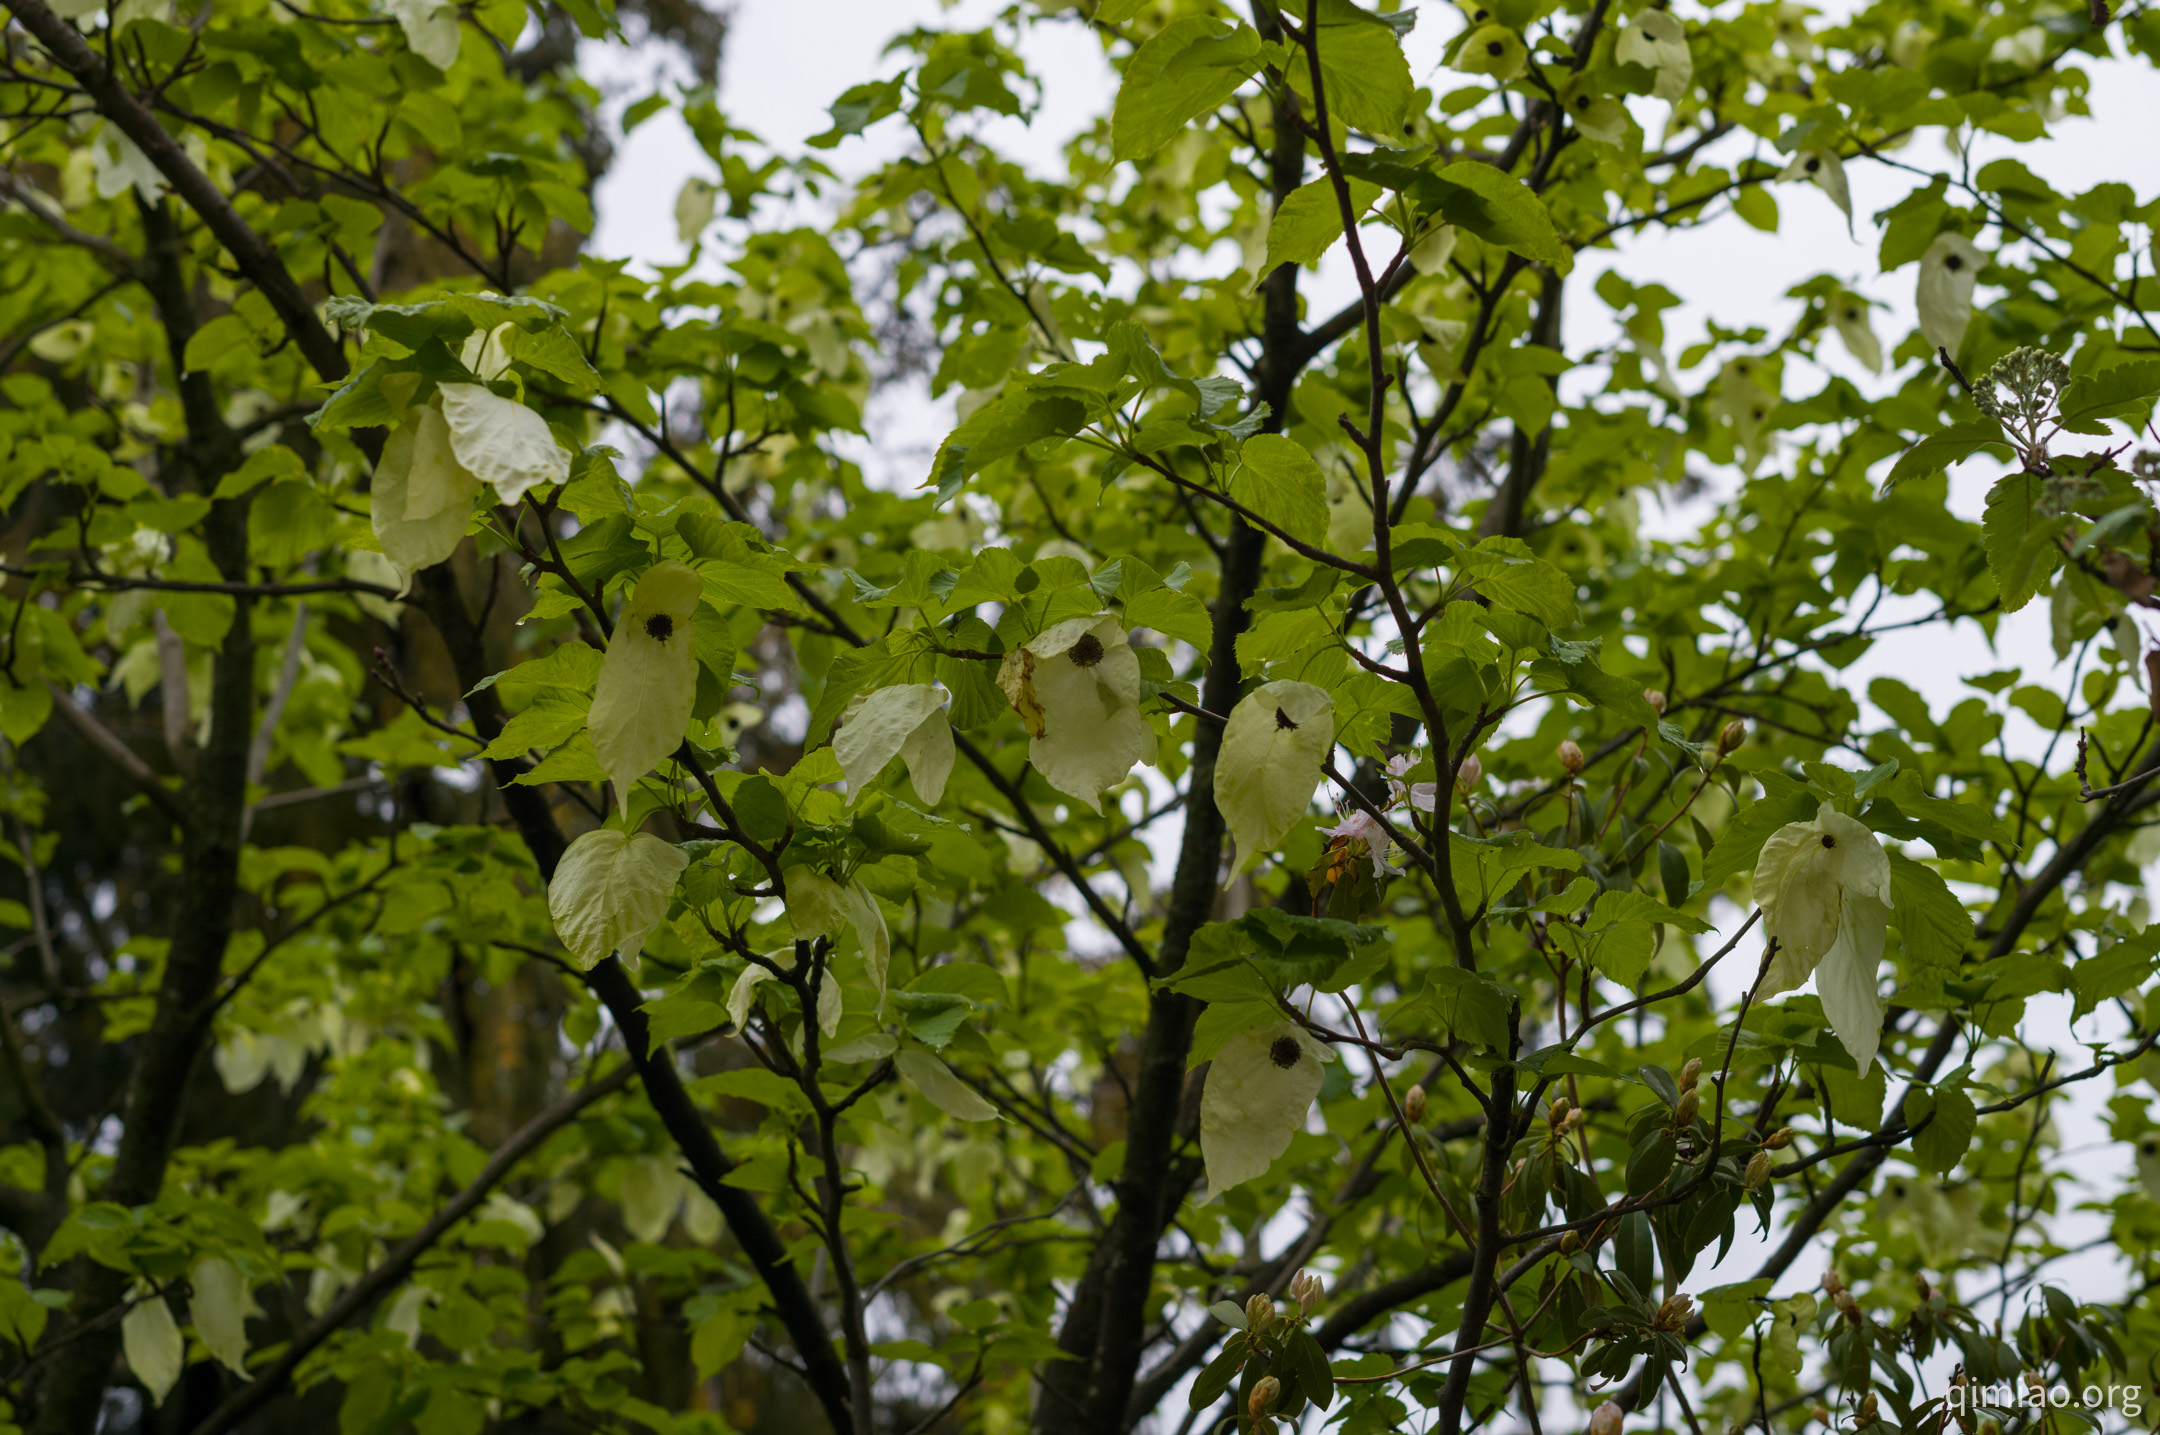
<box><xmin>675</xmin><ymin>178</ymin><xmax>717</xmax><ymax>246</ymax></box>
<box><xmin>91</xmin><ymin>125</ymin><xmax>166</xmax><ymax>203</ymax></box>
<box><xmin>1216</xmin><ymin>681</ymin><xmax>1336</xmax><ymax>877</ymax></box>
<box><xmin>122</xmin><ymin>1291</ymin><xmax>183</xmax><ymax>1405</ymax></box>
<box><xmin>1916</xmin><ymin>233</ymin><xmax>1985</xmax><ymax>354</ymax></box>
<box><xmin>999</xmin><ymin>615</ymin><xmax>1149</xmax><ymax>812</ymax></box>
<box><xmin>386</xmin><ymin>0</ymin><xmax>460</xmax><ymax>70</ymax></box>
<box><xmin>437</xmin><ymin>381</ymin><xmax>569</xmax><ymax>507</ymax></box>
<box><xmin>783</xmin><ymin>867</ymin><xmax>890</xmax><ymax>999</ymax></box>
<box><xmin>619</xmin><ymin>1155</ymin><xmax>685</xmax><ymax>1243</ymax></box>
<box><xmin>727</xmin><ymin>950</ymin><xmax>841</xmax><ymax>1036</ymax></box>
<box><xmin>1616</xmin><ymin>10</ymin><xmax>1692</xmax><ymax>101</ymax></box>
<box><xmin>1200</xmin><ymin>1020</ymin><xmax>1333</xmax><ymax>1201</ymax></box>
<box><xmin>589</xmin><ymin>561</ymin><xmax>703</xmax><ymax>797</ymax></box>
<box><xmin>370</xmin><ymin>404</ymin><xmax>481</xmax><ymax>587</ymax></box>
<box><xmin>189</xmin><ymin>1256</ymin><xmax>253</xmax><ymax>1378</ymax></box>
<box><xmin>547</xmin><ymin>827</ymin><xmax>690</xmax><ymax>971</ymax></box>
<box><xmin>1778</xmin><ymin>149</ymin><xmax>1851</xmax><ymax>225</ymax></box>
<box><xmin>1829</xmin><ymin>295</ymin><xmax>1882</xmax><ymax>374</ymax></box>
<box><xmin>1754</xmin><ymin>802</ymin><xmax>1894</xmax><ymax>1070</ymax></box>
<box><xmin>834</xmin><ymin>683</ymin><xmax>955</xmax><ymax>805</ymax></box>
<box><xmin>895</xmin><ymin>1043</ymin><xmax>998</xmax><ymax>1122</ymax></box>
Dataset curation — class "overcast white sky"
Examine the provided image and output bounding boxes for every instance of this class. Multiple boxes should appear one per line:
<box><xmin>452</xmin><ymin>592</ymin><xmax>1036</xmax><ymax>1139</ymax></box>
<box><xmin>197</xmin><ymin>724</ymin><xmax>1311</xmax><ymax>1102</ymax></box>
<box><xmin>581</xmin><ymin>0</ymin><xmax>2160</xmax><ymax>1353</ymax></box>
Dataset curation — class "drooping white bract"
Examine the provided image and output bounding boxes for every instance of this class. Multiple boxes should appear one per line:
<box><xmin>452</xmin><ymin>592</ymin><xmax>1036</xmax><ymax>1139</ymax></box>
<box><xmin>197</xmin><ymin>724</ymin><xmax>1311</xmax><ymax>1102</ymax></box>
<box><xmin>386</xmin><ymin>0</ymin><xmax>460</xmax><ymax>71</ymax></box>
<box><xmin>438</xmin><ymin>380</ymin><xmax>570</xmax><ymax>508</ymax></box>
<box><xmin>1777</xmin><ymin>149</ymin><xmax>1851</xmax><ymax>225</ymax></box>
<box><xmin>547</xmin><ymin>827</ymin><xmax>691</xmax><ymax>972</ymax></box>
<box><xmin>588</xmin><ymin>560</ymin><xmax>703</xmax><ymax>799</ymax></box>
<box><xmin>1003</xmin><ymin>614</ymin><xmax>1148</xmax><ymax>812</ymax></box>
<box><xmin>122</xmin><ymin>1290</ymin><xmax>183</xmax><ymax>1405</ymax></box>
<box><xmin>1829</xmin><ymin>295</ymin><xmax>1882</xmax><ymax>374</ymax></box>
<box><xmin>1217</xmin><ymin>680</ymin><xmax>1336</xmax><ymax>877</ymax></box>
<box><xmin>189</xmin><ymin>1256</ymin><xmax>254</xmax><ymax>1378</ymax></box>
<box><xmin>1917</xmin><ymin>233</ymin><xmax>1985</xmax><ymax>355</ymax></box>
<box><xmin>1616</xmin><ymin>9</ymin><xmax>1692</xmax><ymax>101</ymax></box>
<box><xmin>1200</xmin><ymin>1020</ymin><xmax>1333</xmax><ymax>1201</ymax></box>
<box><xmin>1754</xmin><ymin>801</ymin><xmax>1895</xmax><ymax>1070</ymax></box>
<box><xmin>784</xmin><ymin>866</ymin><xmax>890</xmax><ymax>1000</ymax></box>
<box><xmin>370</xmin><ymin>406</ymin><xmax>482</xmax><ymax>588</ymax></box>
<box><xmin>834</xmin><ymin>683</ymin><xmax>955</xmax><ymax>806</ymax></box>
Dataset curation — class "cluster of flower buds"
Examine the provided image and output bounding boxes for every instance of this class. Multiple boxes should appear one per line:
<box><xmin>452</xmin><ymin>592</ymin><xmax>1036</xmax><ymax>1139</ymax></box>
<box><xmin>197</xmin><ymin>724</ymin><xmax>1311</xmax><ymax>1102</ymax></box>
<box><xmin>1402</xmin><ymin>1083</ymin><xmax>1427</xmax><ymax>1123</ymax></box>
<box><xmin>1854</xmin><ymin>1392</ymin><xmax>1880</xmax><ymax>1429</ymax></box>
<box><xmin>1589</xmin><ymin>1399</ymin><xmax>1625</xmax><ymax>1435</ymax></box>
<box><xmin>1644</xmin><ymin>689</ymin><xmax>1667</xmax><ymax>714</ymax></box>
<box><xmin>1245</xmin><ymin>1293</ymin><xmax>1274</xmax><ymax>1336</ymax></box>
<box><xmin>1289</xmin><ymin>1269</ymin><xmax>1325</xmax><ymax>1314</ymax></box>
<box><xmin>1673</xmin><ymin>1059</ymin><xmax>1702</xmax><ymax>1126</ymax></box>
<box><xmin>1249</xmin><ymin>1375</ymin><xmax>1281</xmax><ymax>1422</ymax></box>
<box><xmin>1457</xmin><ymin>756</ymin><xmax>1482</xmax><ymax>793</ymax></box>
<box><xmin>1652</xmin><ymin>1293</ymin><xmax>1695</xmax><ymax>1331</ymax></box>
<box><xmin>1558</xmin><ymin>739</ymin><xmax>1586</xmax><ymax>776</ymax></box>
<box><xmin>1717</xmin><ymin>719</ymin><xmax>1748</xmax><ymax>756</ymax></box>
<box><xmin>1810</xmin><ymin>1404</ymin><xmax>1833</xmax><ymax>1426</ymax></box>
<box><xmin>1822</xmin><ymin>1271</ymin><xmax>1861</xmax><ymax>1325</ymax></box>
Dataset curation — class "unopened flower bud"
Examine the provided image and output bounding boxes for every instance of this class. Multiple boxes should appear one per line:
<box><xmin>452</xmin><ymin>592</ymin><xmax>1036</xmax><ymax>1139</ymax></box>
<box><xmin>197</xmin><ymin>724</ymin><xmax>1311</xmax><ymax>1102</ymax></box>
<box><xmin>1763</xmin><ymin>1126</ymin><xmax>1794</xmax><ymax>1150</ymax></box>
<box><xmin>1673</xmin><ymin>1089</ymin><xmax>1699</xmax><ymax>1127</ymax></box>
<box><xmin>2021</xmin><ymin>1371</ymin><xmax>2045</xmax><ymax>1394</ymax></box>
<box><xmin>1678</xmin><ymin>1058</ymin><xmax>1702</xmax><ymax>1090</ymax></box>
<box><xmin>1976</xmin><ymin>1419</ymin><xmax>2002</xmax><ymax>1435</ymax></box>
<box><xmin>1589</xmin><ymin>1400</ymin><xmax>1625</xmax><ymax>1435</ymax></box>
<box><xmin>1655</xmin><ymin>1293</ymin><xmax>1695</xmax><ymax>1330</ymax></box>
<box><xmin>1565</xmin><ymin>1107</ymin><xmax>1586</xmax><ymax>1130</ymax></box>
<box><xmin>1835</xmin><ymin>1290</ymin><xmax>1862</xmax><ymax>1324</ymax></box>
<box><xmin>1290</xmin><ymin>1269</ymin><xmax>1325</xmax><ymax>1314</ymax></box>
<box><xmin>1810</xmin><ymin>1405</ymin><xmax>1832</xmax><ymax>1426</ymax></box>
<box><xmin>1821</xmin><ymin>1270</ymin><xmax>1846</xmax><ymax>1296</ymax></box>
<box><xmin>1717</xmin><ymin>719</ymin><xmax>1747</xmax><ymax>755</ymax></box>
<box><xmin>1249</xmin><ymin>1375</ymin><xmax>1281</xmax><ymax>1417</ymax></box>
<box><xmin>1857</xmin><ymin>1392</ymin><xmax>1880</xmax><ymax>1427</ymax></box>
<box><xmin>1914</xmin><ymin>1273</ymin><xmax>1932</xmax><ymax>1300</ymax></box>
<box><xmin>1549</xmin><ymin>1096</ymin><xmax>1573</xmax><ymax>1126</ymax></box>
<box><xmin>1645</xmin><ymin>689</ymin><xmax>1667</xmax><ymax>714</ymax></box>
<box><xmin>1558</xmin><ymin>739</ymin><xmax>1586</xmax><ymax>776</ymax></box>
<box><xmin>1457</xmin><ymin>756</ymin><xmax>1483</xmax><ymax>791</ymax></box>
<box><xmin>1245</xmin><ymin>1293</ymin><xmax>1274</xmax><ymax>1335</ymax></box>
<box><xmin>1559</xmin><ymin>1230</ymin><xmax>1583</xmax><ymax>1255</ymax></box>
<box><xmin>1744</xmin><ymin>1150</ymin><xmax>1771</xmax><ymax>1188</ymax></box>
<box><xmin>1403</xmin><ymin>1084</ymin><xmax>1427</xmax><ymax>1123</ymax></box>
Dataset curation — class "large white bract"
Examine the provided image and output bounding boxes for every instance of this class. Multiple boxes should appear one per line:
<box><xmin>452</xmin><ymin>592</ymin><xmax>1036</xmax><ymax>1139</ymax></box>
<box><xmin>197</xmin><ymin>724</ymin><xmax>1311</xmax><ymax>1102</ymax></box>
<box><xmin>589</xmin><ymin>560</ymin><xmax>704</xmax><ymax>798</ymax></box>
<box><xmin>121</xmin><ymin>1291</ymin><xmax>183</xmax><ymax>1406</ymax></box>
<box><xmin>1200</xmin><ymin>1020</ymin><xmax>1333</xmax><ymax>1202</ymax></box>
<box><xmin>1216</xmin><ymin>680</ymin><xmax>1336</xmax><ymax>877</ymax></box>
<box><xmin>834</xmin><ymin>683</ymin><xmax>955</xmax><ymax>806</ymax></box>
<box><xmin>547</xmin><ymin>827</ymin><xmax>691</xmax><ymax>972</ymax></box>
<box><xmin>1754</xmin><ymin>801</ymin><xmax>1895</xmax><ymax>1070</ymax></box>
<box><xmin>1917</xmin><ymin>232</ymin><xmax>1985</xmax><ymax>355</ymax></box>
<box><xmin>1003</xmin><ymin>614</ymin><xmax>1150</xmax><ymax>812</ymax></box>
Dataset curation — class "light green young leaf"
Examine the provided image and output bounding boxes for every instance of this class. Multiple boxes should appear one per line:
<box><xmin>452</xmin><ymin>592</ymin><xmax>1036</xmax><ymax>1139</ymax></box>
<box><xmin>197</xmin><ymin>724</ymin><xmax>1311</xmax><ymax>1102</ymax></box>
<box><xmin>386</xmin><ymin>0</ymin><xmax>460</xmax><ymax>69</ymax></box>
<box><xmin>1231</xmin><ymin>435</ymin><xmax>1330</xmax><ymax>550</ymax></box>
<box><xmin>547</xmin><ymin>828</ymin><xmax>690</xmax><ymax>970</ymax></box>
<box><xmin>1216</xmin><ymin>680</ymin><xmax>1336</xmax><ymax>877</ymax></box>
<box><xmin>895</xmin><ymin>1044</ymin><xmax>998</xmax><ymax>1122</ymax></box>
<box><xmin>589</xmin><ymin>560</ymin><xmax>703</xmax><ymax>797</ymax></box>
<box><xmin>1200</xmin><ymin>1020</ymin><xmax>1332</xmax><ymax>1201</ymax></box>
<box><xmin>1980</xmin><ymin>473</ymin><xmax>2066</xmax><ymax>614</ymax></box>
<box><xmin>1110</xmin><ymin>18</ymin><xmax>1264</xmax><ymax>162</ymax></box>
<box><xmin>785</xmin><ymin>867</ymin><xmax>850</xmax><ymax>942</ymax></box>
<box><xmin>1258</xmin><ymin>177</ymin><xmax>1380</xmax><ymax>278</ymax></box>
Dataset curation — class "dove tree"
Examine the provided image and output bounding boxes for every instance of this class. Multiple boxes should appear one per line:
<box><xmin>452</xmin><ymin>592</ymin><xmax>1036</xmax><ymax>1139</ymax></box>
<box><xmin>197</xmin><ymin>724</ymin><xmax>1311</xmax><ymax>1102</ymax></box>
<box><xmin>0</xmin><ymin>0</ymin><xmax>2158</xmax><ymax>1433</ymax></box>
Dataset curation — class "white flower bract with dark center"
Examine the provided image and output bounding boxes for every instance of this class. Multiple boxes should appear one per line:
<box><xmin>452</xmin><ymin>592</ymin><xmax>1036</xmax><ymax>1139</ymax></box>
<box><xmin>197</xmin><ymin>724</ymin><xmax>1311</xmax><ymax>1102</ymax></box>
<box><xmin>1007</xmin><ymin>614</ymin><xmax>1148</xmax><ymax>812</ymax></box>
<box><xmin>1216</xmin><ymin>680</ymin><xmax>1336</xmax><ymax>877</ymax></box>
<box><xmin>1200</xmin><ymin>1021</ymin><xmax>1334</xmax><ymax>1201</ymax></box>
<box><xmin>1754</xmin><ymin>801</ymin><xmax>1894</xmax><ymax>1070</ymax></box>
<box><xmin>1917</xmin><ymin>233</ymin><xmax>1984</xmax><ymax>355</ymax></box>
<box><xmin>589</xmin><ymin>561</ymin><xmax>703</xmax><ymax>799</ymax></box>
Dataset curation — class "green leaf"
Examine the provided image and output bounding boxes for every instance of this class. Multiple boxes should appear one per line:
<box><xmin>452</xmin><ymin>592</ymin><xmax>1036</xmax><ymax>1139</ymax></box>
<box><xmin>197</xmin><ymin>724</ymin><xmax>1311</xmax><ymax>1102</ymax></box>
<box><xmin>1109</xmin><ymin>17</ymin><xmax>1264</xmax><ymax>162</ymax></box>
<box><xmin>1416</xmin><ymin>162</ymin><xmax>1570</xmax><ymax>268</ymax></box>
<box><xmin>2071</xmin><ymin>928</ymin><xmax>2160</xmax><ymax>1020</ymax></box>
<box><xmin>1462</xmin><ymin>537</ymin><xmax>1579</xmax><ymax>629</ymax></box>
<box><xmin>1259</xmin><ymin>176</ymin><xmax>1381</xmax><ymax>276</ymax></box>
<box><xmin>1231</xmin><ymin>434</ymin><xmax>1329</xmax><ymax>549</ymax></box>
<box><xmin>2055</xmin><ymin>359</ymin><xmax>2160</xmax><ymax>435</ymax></box>
<box><xmin>1887</xmin><ymin>852</ymin><xmax>1972</xmax><ymax>969</ymax></box>
<box><xmin>1906</xmin><ymin>1085</ymin><xmax>1977</xmax><ymax>1175</ymax></box>
<box><xmin>1420</xmin><ymin>967</ymin><xmax>1514</xmax><ymax>1048</ymax></box>
<box><xmin>1980</xmin><ymin>472</ymin><xmax>2067</xmax><ymax>614</ymax></box>
<box><xmin>1284</xmin><ymin>0</ymin><xmax>1416</xmax><ymax>138</ymax></box>
<box><xmin>1878</xmin><ymin>421</ymin><xmax>2011</xmax><ymax>493</ymax></box>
